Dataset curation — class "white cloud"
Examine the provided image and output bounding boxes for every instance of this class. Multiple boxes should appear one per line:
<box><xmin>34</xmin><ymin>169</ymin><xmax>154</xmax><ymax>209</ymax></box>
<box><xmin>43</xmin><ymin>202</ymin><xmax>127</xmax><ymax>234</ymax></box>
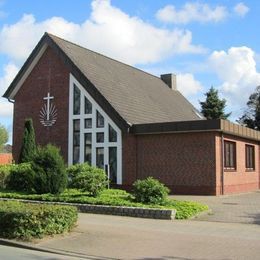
<box><xmin>209</xmin><ymin>46</ymin><xmax>260</xmax><ymax>114</ymax></box>
<box><xmin>177</xmin><ymin>73</ymin><xmax>203</xmax><ymax>96</ymax></box>
<box><xmin>234</xmin><ymin>2</ymin><xmax>249</xmax><ymax>17</ymax></box>
<box><xmin>0</xmin><ymin>62</ymin><xmax>18</xmax><ymax>117</ymax></box>
<box><xmin>156</xmin><ymin>2</ymin><xmax>228</xmax><ymax>24</ymax></box>
<box><xmin>0</xmin><ymin>0</ymin><xmax>205</xmax><ymax>65</ymax></box>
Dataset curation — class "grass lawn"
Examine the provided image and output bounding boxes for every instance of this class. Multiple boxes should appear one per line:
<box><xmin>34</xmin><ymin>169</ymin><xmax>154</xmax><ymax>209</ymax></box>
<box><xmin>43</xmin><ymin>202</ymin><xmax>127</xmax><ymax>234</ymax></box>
<box><xmin>0</xmin><ymin>188</ymin><xmax>208</xmax><ymax>219</ymax></box>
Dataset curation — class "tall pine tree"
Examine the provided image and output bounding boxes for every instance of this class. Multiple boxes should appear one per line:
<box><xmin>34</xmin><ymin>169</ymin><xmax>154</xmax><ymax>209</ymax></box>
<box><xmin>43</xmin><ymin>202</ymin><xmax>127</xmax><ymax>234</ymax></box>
<box><xmin>19</xmin><ymin>118</ymin><xmax>37</xmax><ymax>163</ymax></box>
<box><xmin>200</xmin><ymin>87</ymin><xmax>231</xmax><ymax>120</ymax></box>
<box><xmin>238</xmin><ymin>86</ymin><xmax>260</xmax><ymax>130</ymax></box>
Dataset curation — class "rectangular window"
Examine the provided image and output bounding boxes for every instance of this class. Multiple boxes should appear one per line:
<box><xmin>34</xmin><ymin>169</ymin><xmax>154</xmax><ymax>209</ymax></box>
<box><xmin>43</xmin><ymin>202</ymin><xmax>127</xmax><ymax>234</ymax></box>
<box><xmin>109</xmin><ymin>147</ymin><xmax>117</xmax><ymax>183</ymax></box>
<box><xmin>96</xmin><ymin>132</ymin><xmax>104</xmax><ymax>143</ymax></box>
<box><xmin>73</xmin><ymin>119</ymin><xmax>80</xmax><ymax>164</ymax></box>
<box><xmin>96</xmin><ymin>110</ymin><xmax>104</xmax><ymax>128</ymax></box>
<box><xmin>224</xmin><ymin>141</ymin><xmax>236</xmax><ymax>169</ymax></box>
<box><xmin>96</xmin><ymin>147</ymin><xmax>104</xmax><ymax>169</ymax></box>
<box><xmin>84</xmin><ymin>133</ymin><xmax>92</xmax><ymax>165</ymax></box>
<box><xmin>73</xmin><ymin>84</ymin><xmax>81</xmax><ymax>115</ymax></box>
<box><xmin>246</xmin><ymin>145</ymin><xmax>255</xmax><ymax>170</ymax></box>
<box><xmin>109</xmin><ymin>124</ymin><xmax>117</xmax><ymax>142</ymax></box>
<box><xmin>85</xmin><ymin>97</ymin><xmax>92</xmax><ymax>114</ymax></box>
<box><xmin>84</xmin><ymin>118</ymin><xmax>92</xmax><ymax>129</ymax></box>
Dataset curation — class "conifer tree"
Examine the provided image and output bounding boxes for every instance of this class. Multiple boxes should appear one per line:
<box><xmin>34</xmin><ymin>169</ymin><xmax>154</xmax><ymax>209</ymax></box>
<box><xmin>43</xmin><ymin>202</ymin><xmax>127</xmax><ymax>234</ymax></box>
<box><xmin>200</xmin><ymin>86</ymin><xmax>231</xmax><ymax>120</ymax></box>
<box><xmin>0</xmin><ymin>124</ymin><xmax>8</xmax><ymax>152</ymax></box>
<box><xmin>19</xmin><ymin>118</ymin><xmax>37</xmax><ymax>163</ymax></box>
<box><xmin>238</xmin><ymin>86</ymin><xmax>260</xmax><ymax>130</ymax></box>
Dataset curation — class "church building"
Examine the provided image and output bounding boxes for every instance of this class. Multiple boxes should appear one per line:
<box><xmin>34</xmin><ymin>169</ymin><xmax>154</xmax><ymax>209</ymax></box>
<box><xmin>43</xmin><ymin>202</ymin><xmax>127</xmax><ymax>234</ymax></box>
<box><xmin>3</xmin><ymin>33</ymin><xmax>260</xmax><ymax>195</ymax></box>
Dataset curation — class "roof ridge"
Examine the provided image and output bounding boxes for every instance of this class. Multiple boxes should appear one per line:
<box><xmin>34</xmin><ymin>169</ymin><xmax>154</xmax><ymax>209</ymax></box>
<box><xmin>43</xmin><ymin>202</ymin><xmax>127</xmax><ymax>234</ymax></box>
<box><xmin>46</xmin><ymin>32</ymin><xmax>163</xmax><ymax>82</ymax></box>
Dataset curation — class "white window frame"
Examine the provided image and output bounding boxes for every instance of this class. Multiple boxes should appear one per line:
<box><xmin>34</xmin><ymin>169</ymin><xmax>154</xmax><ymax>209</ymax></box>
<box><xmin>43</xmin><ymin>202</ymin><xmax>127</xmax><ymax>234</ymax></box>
<box><xmin>68</xmin><ymin>74</ymin><xmax>122</xmax><ymax>184</ymax></box>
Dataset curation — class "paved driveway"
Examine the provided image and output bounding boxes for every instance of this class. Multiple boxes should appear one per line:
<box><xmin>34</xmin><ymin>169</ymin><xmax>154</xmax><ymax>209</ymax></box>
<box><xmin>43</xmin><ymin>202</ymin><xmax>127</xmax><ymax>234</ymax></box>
<box><xmin>173</xmin><ymin>190</ymin><xmax>260</xmax><ymax>224</ymax></box>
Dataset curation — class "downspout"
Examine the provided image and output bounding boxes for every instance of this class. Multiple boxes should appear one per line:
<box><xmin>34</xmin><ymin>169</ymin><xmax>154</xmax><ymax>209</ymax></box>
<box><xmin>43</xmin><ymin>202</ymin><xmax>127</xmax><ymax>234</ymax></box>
<box><xmin>221</xmin><ymin>132</ymin><xmax>225</xmax><ymax>195</ymax></box>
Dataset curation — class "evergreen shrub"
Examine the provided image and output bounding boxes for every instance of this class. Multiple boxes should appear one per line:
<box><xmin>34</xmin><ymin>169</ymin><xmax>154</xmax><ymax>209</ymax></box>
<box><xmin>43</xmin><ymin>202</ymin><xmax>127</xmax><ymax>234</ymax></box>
<box><xmin>133</xmin><ymin>177</ymin><xmax>170</xmax><ymax>204</ymax></box>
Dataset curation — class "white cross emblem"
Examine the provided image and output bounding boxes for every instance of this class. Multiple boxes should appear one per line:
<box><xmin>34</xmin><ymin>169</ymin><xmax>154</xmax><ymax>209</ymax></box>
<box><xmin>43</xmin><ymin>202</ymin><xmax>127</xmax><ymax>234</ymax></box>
<box><xmin>39</xmin><ymin>92</ymin><xmax>57</xmax><ymax>126</ymax></box>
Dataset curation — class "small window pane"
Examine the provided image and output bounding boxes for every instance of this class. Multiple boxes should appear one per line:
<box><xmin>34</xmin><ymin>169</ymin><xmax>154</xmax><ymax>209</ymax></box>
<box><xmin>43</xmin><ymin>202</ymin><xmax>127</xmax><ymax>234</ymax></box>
<box><xmin>96</xmin><ymin>132</ymin><xmax>104</xmax><ymax>143</ymax></box>
<box><xmin>109</xmin><ymin>147</ymin><xmax>117</xmax><ymax>183</ymax></box>
<box><xmin>73</xmin><ymin>146</ymin><xmax>80</xmax><ymax>164</ymax></box>
<box><xmin>84</xmin><ymin>133</ymin><xmax>92</xmax><ymax>165</ymax></box>
<box><xmin>96</xmin><ymin>110</ymin><xmax>104</xmax><ymax>128</ymax></box>
<box><xmin>109</xmin><ymin>124</ymin><xmax>117</xmax><ymax>142</ymax></box>
<box><xmin>73</xmin><ymin>84</ymin><xmax>81</xmax><ymax>115</ymax></box>
<box><xmin>73</xmin><ymin>119</ymin><xmax>80</xmax><ymax>131</ymax></box>
<box><xmin>224</xmin><ymin>141</ymin><xmax>236</xmax><ymax>169</ymax></box>
<box><xmin>96</xmin><ymin>148</ymin><xmax>104</xmax><ymax>169</ymax></box>
<box><xmin>85</xmin><ymin>97</ymin><xmax>92</xmax><ymax>114</ymax></box>
<box><xmin>84</xmin><ymin>118</ymin><xmax>92</xmax><ymax>129</ymax></box>
<box><xmin>246</xmin><ymin>145</ymin><xmax>255</xmax><ymax>170</ymax></box>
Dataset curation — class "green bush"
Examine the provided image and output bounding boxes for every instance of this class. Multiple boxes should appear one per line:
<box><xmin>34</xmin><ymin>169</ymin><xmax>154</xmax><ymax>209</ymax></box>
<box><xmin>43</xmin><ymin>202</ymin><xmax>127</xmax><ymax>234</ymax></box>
<box><xmin>0</xmin><ymin>201</ymin><xmax>78</xmax><ymax>240</ymax></box>
<box><xmin>7</xmin><ymin>163</ymin><xmax>35</xmax><ymax>193</ymax></box>
<box><xmin>133</xmin><ymin>177</ymin><xmax>170</xmax><ymax>204</ymax></box>
<box><xmin>67</xmin><ymin>163</ymin><xmax>108</xmax><ymax>196</ymax></box>
<box><xmin>0</xmin><ymin>164</ymin><xmax>14</xmax><ymax>189</ymax></box>
<box><xmin>32</xmin><ymin>144</ymin><xmax>67</xmax><ymax>194</ymax></box>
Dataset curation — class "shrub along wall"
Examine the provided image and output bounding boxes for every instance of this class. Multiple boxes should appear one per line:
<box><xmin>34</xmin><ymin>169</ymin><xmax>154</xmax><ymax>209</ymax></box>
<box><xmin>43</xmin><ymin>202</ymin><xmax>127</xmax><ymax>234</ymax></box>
<box><xmin>0</xmin><ymin>201</ymin><xmax>78</xmax><ymax>240</ymax></box>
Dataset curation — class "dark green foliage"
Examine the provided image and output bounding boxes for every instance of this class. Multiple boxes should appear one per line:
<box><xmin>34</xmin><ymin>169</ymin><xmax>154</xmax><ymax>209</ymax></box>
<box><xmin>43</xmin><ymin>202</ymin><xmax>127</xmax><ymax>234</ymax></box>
<box><xmin>0</xmin><ymin>201</ymin><xmax>78</xmax><ymax>240</ymax></box>
<box><xmin>0</xmin><ymin>124</ymin><xmax>8</xmax><ymax>152</ymax></box>
<box><xmin>200</xmin><ymin>87</ymin><xmax>231</xmax><ymax>119</ymax></box>
<box><xmin>0</xmin><ymin>189</ymin><xmax>208</xmax><ymax>219</ymax></box>
<box><xmin>238</xmin><ymin>86</ymin><xmax>260</xmax><ymax>130</ymax></box>
<box><xmin>32</xmin><ymin>144</ymin><xmax>67</xmax><ymax>194</ymax></box>
<box><xmin>67</xmin><ymin>163</ymin><xmax>108</xmax><ymax>196</ymax></box>
<box><xmin>133</xmin><ymin>177</ymin><xmax>170</xmax><ymax>204</ymax></box>
<box><xmin>0</xmin><ymin>164</ymin><xmax>15</xmax><ymax>189</ymax></box>
<box><xmin>7</xmin><ymin>163</ymin><xmax>35</xmax><ymax>193</ymax></box>
<box><xmin>19</xmin><ymin>119</ymin><xmax>37</xmax><ymax>163</ymax></box>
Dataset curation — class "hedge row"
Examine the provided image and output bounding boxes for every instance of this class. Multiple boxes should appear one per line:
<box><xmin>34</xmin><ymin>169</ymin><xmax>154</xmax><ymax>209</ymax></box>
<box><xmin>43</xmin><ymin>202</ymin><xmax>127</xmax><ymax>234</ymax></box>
<box><xmin>0</xmin><ymin>201</ymin><xmax>78</xmax><ymax>240</ymax></box>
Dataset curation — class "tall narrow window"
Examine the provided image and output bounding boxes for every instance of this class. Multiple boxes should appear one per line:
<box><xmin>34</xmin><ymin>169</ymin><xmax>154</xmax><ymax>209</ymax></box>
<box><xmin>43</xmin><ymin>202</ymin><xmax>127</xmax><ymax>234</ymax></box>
<box><xmin>96</xmin><ymin>148</ymin><xmax>104</xmax><ymax>169</ymax></box>
<box><xmin>246</xmin><ymin>145</ymin><xmax>255</xmax><ymax>170</ymax></box>
<box><xmin>109</xmin><ymin>147</ymin><xmax>117</xmax><ymax>183</ymax></box>
<box><xmin>109</xmin><ymin>124</ymin><xmax>117</xmax><ymax>142</ymax></box>
<box><xmin>73</xmin><ymin>119</ymin><xmax>80</xmax><ymax>164</ymax></box>
<box><xmin>96</xmin><ymin>111</ymin><xmax>104</xmax><ymax>128</ymax></box>
<box><xmin>85</xmin><ymin>97</ymin><xmax>92</xmax><ymax>114</ymax></box>
<box><xmin>73</xmin><ymin>84</ymin><xmax>81</xmax><ymax>115</ymax></box>
<box><xmin>84</xmin><ymin>133</ymin><xmax>92</xmax><ymax>165</ymax></box>
<box><xmin>224</xmin><ymin>141</ymin><xmax>236</xmax><ymax>169</ymax></box>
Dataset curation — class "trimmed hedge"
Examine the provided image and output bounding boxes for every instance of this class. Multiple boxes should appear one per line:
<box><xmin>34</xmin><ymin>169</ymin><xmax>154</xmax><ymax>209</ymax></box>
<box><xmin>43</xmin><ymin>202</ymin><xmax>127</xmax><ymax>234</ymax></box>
<box><xmin>0</xmin><ymin>164</ymin><xmax>14</xmax><ymax>189</ymax></box>
<box><xmin>0</xmin><ymin>201</ymin><xmax>78</xmax><ymax>240</ymax></box>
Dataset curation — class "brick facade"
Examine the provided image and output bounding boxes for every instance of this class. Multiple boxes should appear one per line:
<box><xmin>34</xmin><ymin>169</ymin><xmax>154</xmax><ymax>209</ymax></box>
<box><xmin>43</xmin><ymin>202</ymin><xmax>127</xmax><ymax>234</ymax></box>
<box><xmin>13</xmin><ymin>47</ymin><xmax>70</xmax><ymax>163</ymax></box>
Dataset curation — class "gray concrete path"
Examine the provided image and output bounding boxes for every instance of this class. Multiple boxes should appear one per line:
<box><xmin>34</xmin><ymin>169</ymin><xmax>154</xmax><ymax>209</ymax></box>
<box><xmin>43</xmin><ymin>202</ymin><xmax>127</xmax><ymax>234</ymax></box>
<box><xmin>38</xmin><ymin>213</ymin><xmax>260</xmax><ymax>260</ymax></box>
<box><xmin>173</xmin><ymin>190</ymin><xmax>260</xmax><ymax>224</ymax></box>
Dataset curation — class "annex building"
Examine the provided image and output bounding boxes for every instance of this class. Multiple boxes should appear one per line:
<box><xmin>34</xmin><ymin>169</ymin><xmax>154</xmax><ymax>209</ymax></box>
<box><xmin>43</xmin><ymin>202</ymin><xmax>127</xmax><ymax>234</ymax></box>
<box><xmin>3</xmin><ymin>33</ymin><xmax>260</xmax><ymax>195</ymax></box>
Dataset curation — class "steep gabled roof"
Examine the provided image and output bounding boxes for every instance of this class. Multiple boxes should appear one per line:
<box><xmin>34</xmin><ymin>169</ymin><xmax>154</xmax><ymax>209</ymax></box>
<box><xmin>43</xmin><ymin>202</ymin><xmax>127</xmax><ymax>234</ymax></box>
<box><xmin>3</xmin><ymin>33</ymin><xmax>203</xmax><ymax>131</ymax></box>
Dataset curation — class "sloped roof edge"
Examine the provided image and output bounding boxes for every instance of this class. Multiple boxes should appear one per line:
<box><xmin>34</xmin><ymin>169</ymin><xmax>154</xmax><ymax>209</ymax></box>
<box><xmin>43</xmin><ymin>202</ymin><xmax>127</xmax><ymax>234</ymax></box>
<box><xmin>3</xmin><ymin>32</ymin><xmax>130</xmax><ymax>132</ymax></box>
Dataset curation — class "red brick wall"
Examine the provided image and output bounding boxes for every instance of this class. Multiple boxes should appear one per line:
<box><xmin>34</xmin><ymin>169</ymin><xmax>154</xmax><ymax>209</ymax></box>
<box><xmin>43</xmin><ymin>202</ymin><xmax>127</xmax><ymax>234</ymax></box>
<box><xmin>13</xmin><ymin>47</ymin><xmax>70</xmax><ymax>163</ymax></box>
<box><xmin>123</xmin><ymin>132</ymin><xmax>217</xmax><ymax>195</ymax></box>
<box><xmin>0</xmin><ymin>154</ymin><xmax>12</xmax><ymax>165</ymax></box>
<box><xmin>215</xmin><ymin>134</ymin><xmax>260</xmax><ymax>195</ymax></box>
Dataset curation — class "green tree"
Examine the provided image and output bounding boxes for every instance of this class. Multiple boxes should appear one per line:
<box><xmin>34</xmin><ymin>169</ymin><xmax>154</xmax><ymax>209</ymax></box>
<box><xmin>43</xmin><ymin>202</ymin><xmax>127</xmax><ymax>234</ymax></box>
<box><xmin>200</xmin><ymin>86</ymin><xmax>231</xmax><ymax>119</ymax></box>
<box><xmin>238</xmin><ymin>86</ymin><xmax>260</xmax><ymax>130</ymax></box>
<box><xmin>0</xmin><ymin>124</ymin><xmax>8</xmax><ymax>152</ymax></box>
<box><xmin>19</xmin><ymin>118</ymin><xmax>37</xmax><ymax>163</ymax></box>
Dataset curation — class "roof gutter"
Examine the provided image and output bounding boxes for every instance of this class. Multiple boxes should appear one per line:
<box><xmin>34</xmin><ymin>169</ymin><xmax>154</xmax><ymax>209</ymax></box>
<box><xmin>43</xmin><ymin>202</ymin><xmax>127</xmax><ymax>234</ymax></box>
<box><xmin>7</xmin><ymin>98</ymin><xmax>15</xmax><ymax>104</ymax></box>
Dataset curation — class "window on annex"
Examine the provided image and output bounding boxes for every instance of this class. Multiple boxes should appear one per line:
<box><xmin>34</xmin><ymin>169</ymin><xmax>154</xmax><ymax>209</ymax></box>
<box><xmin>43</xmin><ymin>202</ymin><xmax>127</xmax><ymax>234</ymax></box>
<box><xmin>109</xmin><ymin>124</ymin><xmax>117</xmax><ymax>142</ymax></box>
<box><xmin>224</xmin><ymin>141</ymin><xmax>236</xmax><ymax>170</ymax></box>
<box><xmin>96</xmin><ymin>147</ymin><xmax>104</xmax><ymax>169</ymax></box>
<box><xmin>85</xmin><ymin>97</ymin><xmax>92</xmax><ymax>114</ymax></box>
<box><xmin>73</xmin><ymin>119</ymin><xmax>80</xmax><ymax>164</ymax></box>
<box><xmin>96</xmin><ymin>111</ymin><xmax>104</xmax><ymax>128</ymax></box>
<box><xmin>73</xmin><ymin>84</ymin><xmax>81</xmax><ymax>115</ymax></box>
<box><xmin>246</xmin><ymin>145</ymin><xmax>255</xmax><ymax>170</ymax></box>
<box><xmin>84</xmin><ymin>133</ymin><xmax>92</xmax><ymax>165</ymax></box>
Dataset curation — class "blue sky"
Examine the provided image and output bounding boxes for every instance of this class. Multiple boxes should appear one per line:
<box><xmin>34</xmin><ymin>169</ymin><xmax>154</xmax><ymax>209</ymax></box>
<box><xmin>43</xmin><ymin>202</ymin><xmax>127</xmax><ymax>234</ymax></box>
<box><xmin>0</xmin><ymin>0</ymin><xmax>260</xmax><ymax>143</ymax></box>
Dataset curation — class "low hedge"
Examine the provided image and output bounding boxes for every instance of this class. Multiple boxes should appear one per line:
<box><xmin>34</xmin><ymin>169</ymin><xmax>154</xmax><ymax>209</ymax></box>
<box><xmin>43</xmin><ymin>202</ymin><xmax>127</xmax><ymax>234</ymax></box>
<box><xmin>0</xmin><ymin>201</ymin><xmax>78</xmax><ymax>240</ymax></box>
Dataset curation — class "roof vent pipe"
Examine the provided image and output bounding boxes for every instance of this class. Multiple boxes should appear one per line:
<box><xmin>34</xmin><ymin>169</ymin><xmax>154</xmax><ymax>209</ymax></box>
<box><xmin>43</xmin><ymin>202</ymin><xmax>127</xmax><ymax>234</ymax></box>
<box><xmin>160</xmin><ymin>73</ymin><xmax>177</xmax><ymax>90</ymax></box>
